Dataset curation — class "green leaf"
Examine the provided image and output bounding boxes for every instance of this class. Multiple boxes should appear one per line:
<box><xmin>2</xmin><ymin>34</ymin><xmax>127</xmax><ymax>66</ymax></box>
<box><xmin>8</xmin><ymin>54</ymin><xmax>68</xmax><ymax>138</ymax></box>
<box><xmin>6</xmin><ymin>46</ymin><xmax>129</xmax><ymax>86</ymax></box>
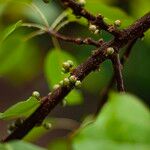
<box><xmin>0</xmin><ymin>140</ymin><xmax>45</xmax><ymax>150</ymax></box>
<box><xmin>44</xmin><ymin>49</ymin><xmax>83</xmax><ymax>105</ymax></box>
<box><xmin>48</xmin><ymin>139</ymin><xmax>69</xmax><ymax>150</ymax></box>
<box><xmin>24</xmin><ymin>118</ymin><xmax>54</xmax><ymax>142</ymax></box>
<box><xmin>0</xmin><ymin>32</ymin><xmax>41</xmax><ymax>84</ymax></box>
<box><xmin>72</xmin><ymin>93</ymin><xmax>150</xmax><ymax>150</ymax></box>
<box><xmin>0</xmin><ymin>20</ymin><xmax>22</xmax><ymax>43</ymax></box>
<box><xmin>0</xmin><ymin>96</ymin><xmax>40</xmax><ymax>120</ymax></box>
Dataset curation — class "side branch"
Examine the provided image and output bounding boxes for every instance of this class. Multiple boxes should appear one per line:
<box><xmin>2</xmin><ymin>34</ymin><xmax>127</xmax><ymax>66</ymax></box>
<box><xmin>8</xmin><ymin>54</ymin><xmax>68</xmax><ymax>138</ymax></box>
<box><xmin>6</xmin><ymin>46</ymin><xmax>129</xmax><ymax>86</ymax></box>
<box><xmin>48</xmin><ymin>29</ymin><xmax>103</xmax><ymax>47</ymax></box>
<box><xmin>111</xmin><ymin>53</ymin><xmax>125</xmax><ymax>92</ymax></box>
<box><xmin>61</xmin><ymin>0</ymin><xmax>121</xmax><ymax>36</ymax></box>
<box><xmin>3</xmin><ymin>12</ymin><xmax>150</xmax><ymax>142</ymax></box>
<box><xmin>95</xmin><ymin>38</ymin><xmax>138</xmax><ymax>115</ymax></box>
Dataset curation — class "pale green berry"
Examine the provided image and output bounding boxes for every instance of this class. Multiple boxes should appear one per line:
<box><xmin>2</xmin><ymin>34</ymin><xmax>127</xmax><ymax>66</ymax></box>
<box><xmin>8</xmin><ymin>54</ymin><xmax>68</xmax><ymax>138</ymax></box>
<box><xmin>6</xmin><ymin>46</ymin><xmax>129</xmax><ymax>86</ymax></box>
<box><xmin>61</xmin><ymin>68</ymin><xmax>69</xmax><ymax>74</ymax></box>
<box><xmin>94</xmin><ymin>29</ymin><xmax>99</xmax><ymax>34</ymax></box>
<box><xmin>32</xmin><ymin>91</ymin><xmax>40</xmax><ymax>98</ymax></box>
<box><xmin>114</xmin><ymin>20</ymin><xmax>121</xmax><ymax>27</ymax></box>
<box><xmin>69</xmin><ymin>75</ymin><xmax>77</xmax><ymax>83</ymax></box>
<box><xmin>59</xmin><ymin>80</ymin><xmax>64</xmax><ymax>86</ymax></box>
<box><xmin>106</xmin><ymin>47</ymin><xmax>114</xmax><ymax>56</ymax></box>
<box><xmin>15</xmin><ymin>118</ymin><xmax>24</xmax><ymax>127</ymax></box>
<box><xmin>75</xmin><ymin>80</ymin><xmax>82</xmax><ymax>88</ymax></box>
<box><xmin>89</xmin><ymin>24</ymin><xmax>97</xmax><ymax>32</ymax></box>
<box><xmin>78</xmin><ymin>0</ymin><xmax>86</xmax><ymax>6</ymax></box>
<box><xmin>62</xmin><ymin>62</ymin><xmax>70</xmax><ymax>70</ymax></box>
<box><xmin>63</xmin><ymin>78</ymin><xmax>70</xmax><ymax>86</ymax></box>
<box><xmin>53</xmin><ymin>84</ymin><xmax>60</xmax><ymax>90</ymax></box>
<box><xmin>7</xmin><ymin>122</ymin><xmax>16</xmax><ymax>134</ymax></box>
<box><xmin>67</xmin><ymin>60</ymin><xmax>74</xmax><ymax>67</ymax></box>
<box><xmin>43</xmin><ymin>122</ymin><xmax>52</xmax><ymax>130</ymax></box>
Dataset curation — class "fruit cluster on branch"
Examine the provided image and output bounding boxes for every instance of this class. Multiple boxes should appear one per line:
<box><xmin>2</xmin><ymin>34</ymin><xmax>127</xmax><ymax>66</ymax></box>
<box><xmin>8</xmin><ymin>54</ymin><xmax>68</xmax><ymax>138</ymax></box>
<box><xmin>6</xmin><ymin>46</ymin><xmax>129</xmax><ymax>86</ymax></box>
<box><xmin>2</xmin><ymin>0</ymin><xmax>150</xmax><ymax>142</ymax></box>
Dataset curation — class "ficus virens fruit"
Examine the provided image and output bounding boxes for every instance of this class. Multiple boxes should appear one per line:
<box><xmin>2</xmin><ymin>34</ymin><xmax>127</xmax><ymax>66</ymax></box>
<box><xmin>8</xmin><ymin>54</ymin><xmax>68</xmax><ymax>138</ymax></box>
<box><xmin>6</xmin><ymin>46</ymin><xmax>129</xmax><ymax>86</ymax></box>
<box><xmin>32</xmin><ymin>91</ymin><xmax>40</xmax><ymax>98</ymax></box>
<box><xmin>59</xmin><ymin>80</ymin><xmax>64</xmax><ymax>86</ymax></box>
<box><xmin>67</xmin><ymin>60</ymin><xmax>74</xmax><ymax>67</ymax></box>
<box><xmin>114</xmin><ymin>20</ymin><xmax>121</xmax><ymax>27</ymax></box>
<box><xmin>69</xmin><ymin>75</ymin><xmax>77</xmax><ymax>83</ymax></box>
<box><xmin>63</xmin><ymin>78</ymin><xmax>70</xmax><ymax>86</ymax></box>
<box><xmin>94</xmin><ymin>29</ymin><xmax>99</xmax><ymax>34</ymax></box>
<box><xmin>43</xmin><ymin>122</ymin><xmax>52</xmax><ymax>130</ymax></box>
<box><xmin>75</xmin><ymin>80</ymin><xmax>82</xmax><ymax>88</ymax></box>
<box><xmin>62</xmin><ymin>60</ymin><xmax>74</xmax><ymax>73</ymax></box>
<box><xmin>14</xmin><ymin>118</ymin><xmax>24</xmax><ymax>127</ymax></box>
<box><xmin>7</xmin><ymin>123</ymin><xmax>16</xmax><ymax>134</ymax></box>
<box><xmin>106</xmin><ymin>47</ymin><xmax>114</xmax><ymax>56</ymax></box>
<box><xmin>89</xmin><ymin>24</ymin><xmax>97</xmax><ymax>32</ymax></box>
<box><xmin>78</xmin><ymin>0</ymin><xmax>86</xmax><ymax>6</ymax></box>
<box><xmin>53</xmin><ymin>84</ymin><xmax>60</xmax><ymax>90</ymax></box>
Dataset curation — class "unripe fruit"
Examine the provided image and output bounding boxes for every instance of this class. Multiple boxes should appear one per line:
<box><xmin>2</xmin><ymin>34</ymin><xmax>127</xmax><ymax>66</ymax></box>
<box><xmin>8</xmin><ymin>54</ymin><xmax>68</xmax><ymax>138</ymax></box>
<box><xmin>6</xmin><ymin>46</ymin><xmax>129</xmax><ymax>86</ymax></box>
<box><xmin>67</xmin><ymin>60</ymin><xmax>74</xmax><ymax>67</ymax></box>
<box><xmin>89</xmin><ymin>24</ymin><xmax>97</xmax><ymax>32</ymax></box>
<box><xmin>62</xmin><ymin>62</ymin><xmax>70</xmax><ymax>70</ymax></box>
<box><xmin>59</xmin><ymin>80</ymin><xmax>64</xmax><ymax>86</ymax></box>
<box><xmin>75</xmin><ymin>80</ymin><xmax>82</xmax><ymax>88</ymax></box>
<box><xmin>62</xmin><ymin>60</ymin><xmax>74</xmax><ymax>73</ymax></box>
<box><xmin>63</xmin><ymin>78</ymin><xmax>70</xmax><ymax>86</ymax></box>
<box><xmin>94</xmin><ymin>29</ymin><xmax>99</xmax><ymax>34</ymax></box>
<box><xmin>114</xmin><ymin>20</ymin><xmax>121</xmax><ymax>27</ymax></box>
<box><xmin>106</xmin><ymin>47</ymin><xmax>114</xmax><ymax>56</ymax></box>
<box><xmin>78</xmin><ymin>0</ymin><xmax>86</xmax><ymax>6</ymax></box>
<box><xmin>43</xmin><ymin>122</ymin><xmax>52</xmax><ymax>130</ymax></box>
<box><xmin>15</xmin><ymin>118</ymin><xmax>24</xmax><ymax>127</ymax></box>
<box><xmin>69</xmin><ymin>75</ymin><xmax>77</xmax><ymax>83</ymax></box>
<box><xmin>32</xmin><ymin>91</ymin><xmax>40</xmax><ymax>98</ymax></box>
<box><xmin>53</xmin><ymin>84</ymin><xmax>60</xmax><ymax>90</ymax></box>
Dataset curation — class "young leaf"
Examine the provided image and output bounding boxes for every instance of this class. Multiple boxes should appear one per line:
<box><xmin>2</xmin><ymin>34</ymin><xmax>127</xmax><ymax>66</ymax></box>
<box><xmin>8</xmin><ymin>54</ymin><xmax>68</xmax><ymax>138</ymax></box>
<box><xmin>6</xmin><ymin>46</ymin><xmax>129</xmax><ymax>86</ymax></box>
<box><xmin>0</xmin><ymin>32</ymin><xmax>41</xmax><ymax>84</ymax></box>
<box><xmin>72</xmin><ymin>93</ymin><xmax>150</xmax><ymax>150</ymax></box>
<box><xmin>0</xmin><ymin>96</ymin><xmax>40</xmax><ymax>120</ymax></box>
<box><xmin>48</xmin><ymin>139</ymin><xmax>69</xmax><ymax>150</ymax></box>
<box><xmin>0</xmin><ymin>20</ymin><xmax>22</xmax><ymax>43</ymax></box>
<box><xmin>44</xmin><ymin>49</ymin><xmax>83</xmax><ymax>105</ymax></box>
<box><xmin>0</xmin><ymin>140</ymin><xmax>45</xmax><ymax>150</ymax></box>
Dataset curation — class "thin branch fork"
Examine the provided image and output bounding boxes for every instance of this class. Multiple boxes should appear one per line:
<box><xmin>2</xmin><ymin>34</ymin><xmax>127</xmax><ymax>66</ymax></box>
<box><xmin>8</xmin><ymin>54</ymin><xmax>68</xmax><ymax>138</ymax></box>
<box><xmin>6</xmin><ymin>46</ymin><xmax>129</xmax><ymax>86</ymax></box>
<box><xmin>95</xmin><ymin>38</ymin><xmax>138</xmax><ymax>115</ymax></box>
<box><xmin>111</xmin><ymin>53</ymin><xmax>125</xmax><ymax>92</ymax></box>
<box><xmin>2</xmin><ymin>11</ymin><xmax>150</xmax><ymax>142</ymax></box>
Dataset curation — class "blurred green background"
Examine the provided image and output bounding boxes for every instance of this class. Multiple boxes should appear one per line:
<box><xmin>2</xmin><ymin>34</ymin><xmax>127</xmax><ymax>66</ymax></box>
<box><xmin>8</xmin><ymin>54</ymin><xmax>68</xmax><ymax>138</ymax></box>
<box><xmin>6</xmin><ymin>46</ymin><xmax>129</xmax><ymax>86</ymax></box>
<box><xmin>0</xmin><ymin>0</ymin><xmax>149</xmax><ymax>147</ymax></box>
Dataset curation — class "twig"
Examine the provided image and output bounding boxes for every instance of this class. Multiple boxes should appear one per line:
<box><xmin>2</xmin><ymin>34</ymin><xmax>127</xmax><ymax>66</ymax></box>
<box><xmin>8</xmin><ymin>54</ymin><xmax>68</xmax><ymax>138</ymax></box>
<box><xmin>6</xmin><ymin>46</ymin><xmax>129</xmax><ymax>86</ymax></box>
<box><xmin>61</xmin><ymin>0</ymin><xmax>121</xmax><ymax>36</ymax></box>
<box><xmin>95</xmin><ymin>38</ymin><xmax>138</xmax><ymax>115</ymax></box>
<box><xmin>2</xmin><ymin>11</ymin><xmax>150</xmax><ymax>142</ymax></box>
<box><xmin>111</xmin><ymin>53</ymin><xmax>125</xmax><ymax>92</ymax></box>
<box><xmin>22</xmin><ymin>23</ymin><xmax>102</xmax><ymax>47</ymax></box>
<box><xmin>48</xmin><ymin>29</ymin><xmax>103</xmax><ymax>47</ymax></box>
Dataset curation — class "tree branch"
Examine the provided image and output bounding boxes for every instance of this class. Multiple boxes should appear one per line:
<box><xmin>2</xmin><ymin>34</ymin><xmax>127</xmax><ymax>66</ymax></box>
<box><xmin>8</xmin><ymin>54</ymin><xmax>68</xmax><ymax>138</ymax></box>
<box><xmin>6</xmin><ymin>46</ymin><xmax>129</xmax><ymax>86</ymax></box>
<box><xmin>2</xmin><ymin>11</ymin><xmax>150</xmax><ymax>142</ymax></box>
